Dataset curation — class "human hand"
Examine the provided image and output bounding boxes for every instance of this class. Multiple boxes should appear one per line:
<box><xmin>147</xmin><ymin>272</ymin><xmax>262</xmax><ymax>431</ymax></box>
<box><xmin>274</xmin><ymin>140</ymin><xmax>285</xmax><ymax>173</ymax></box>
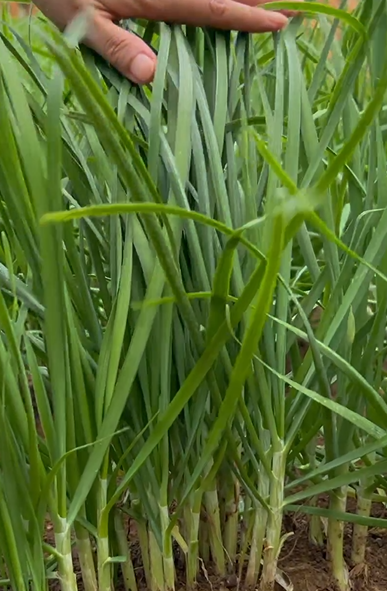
<box><xmin>34</xmin><ymin>0</ymin><xmax>301</xmax><ymax>84</ymax></box>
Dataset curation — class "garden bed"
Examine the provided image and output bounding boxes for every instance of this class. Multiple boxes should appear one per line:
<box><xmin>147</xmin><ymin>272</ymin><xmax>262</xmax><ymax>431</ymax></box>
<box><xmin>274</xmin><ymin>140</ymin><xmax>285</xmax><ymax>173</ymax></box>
<box><xmin>45</xmin><ymin>499</ymin><xmax>387</xmax><ymax>591</ymax></box>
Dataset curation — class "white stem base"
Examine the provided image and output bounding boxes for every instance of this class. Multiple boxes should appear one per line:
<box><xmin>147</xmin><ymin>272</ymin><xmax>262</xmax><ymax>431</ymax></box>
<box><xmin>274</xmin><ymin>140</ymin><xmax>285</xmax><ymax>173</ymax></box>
<box><xmin>55</xmin><ymin>518</ymin><xmax>77</xmax><ymax>591</ymax></box>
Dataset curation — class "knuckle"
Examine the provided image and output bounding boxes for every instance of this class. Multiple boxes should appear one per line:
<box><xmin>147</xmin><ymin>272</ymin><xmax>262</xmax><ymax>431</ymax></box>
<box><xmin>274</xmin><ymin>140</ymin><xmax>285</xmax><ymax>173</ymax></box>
<box><xmin>103</xmin><ymin>33</ymin><xmax>128</xmax><ymax>62</ymax></box>
<box><xmin>209</xmin><ymin>0</ymin><xmax>228</xmax><ymax>17</ymax></box>
<box><xmin>130</xmin><ymin>0</ymin><xmax>161</xmax><ymax>19</ymax></box>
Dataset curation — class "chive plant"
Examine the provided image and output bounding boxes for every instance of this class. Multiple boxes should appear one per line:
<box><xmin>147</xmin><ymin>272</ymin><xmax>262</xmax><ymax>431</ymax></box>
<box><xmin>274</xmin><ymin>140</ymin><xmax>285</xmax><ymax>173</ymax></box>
<box><xmin>1</xmin><ymin>2</ymin><xmax>387</xmax><ymax>591</ymax></box>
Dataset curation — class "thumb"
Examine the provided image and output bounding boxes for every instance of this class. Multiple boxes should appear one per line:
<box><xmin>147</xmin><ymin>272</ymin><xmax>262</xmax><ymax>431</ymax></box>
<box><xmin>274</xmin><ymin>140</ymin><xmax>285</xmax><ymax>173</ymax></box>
<box><xmin>87</xmin><ymin>17</ymin><xmax>157</xmax><ymax>84</ymax></box>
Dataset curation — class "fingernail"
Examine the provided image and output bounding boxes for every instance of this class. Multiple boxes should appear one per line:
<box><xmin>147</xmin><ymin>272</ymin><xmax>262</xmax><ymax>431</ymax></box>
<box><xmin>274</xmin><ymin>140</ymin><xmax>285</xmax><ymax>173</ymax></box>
<box><xmin>129</xmin><ymin>53</ymin><xmax>156</xmax><ymax>83</ymax></box>
<box><xmin>271</xmin><ymin>15</ymin><xmax>288</xmax><ymax>30</ymax></box>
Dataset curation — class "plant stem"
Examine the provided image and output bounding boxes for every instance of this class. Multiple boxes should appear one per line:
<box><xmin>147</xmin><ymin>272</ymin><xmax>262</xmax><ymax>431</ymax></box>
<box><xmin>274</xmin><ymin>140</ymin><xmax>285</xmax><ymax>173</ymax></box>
<box><xmin>245</xmin><ymin>469</ymin><xmax>270</xmax><ymax>588</ymax></box>
<box><xmin>309</xmin><ymin>497</ymin><xmax>324</xmax><ymax>547</ymax></box>
<box><xmin>351</xmin><ymin>452</ymin><xmax>375</xmax><ymax>567</ymax></box>
<box><xmin>114</xmin><ymin>510</ymin><xmax>138</xmax><ymax>591</ymax></box>
<box><xmin>74</xmin><ymin>524</ymin><xmax>98</xmax><ymax>591</ymax></box>
<box><xmin>204</xmin><ymin>484</ymin><xmax>226</xmax><ymax>576</ymax></box>
<box><xmin>351</xmin><ymin>491</ymin><xmax>372</xmax><ymax>566</ymax></box>
<box><xmin>306</xmin><ymin>439</ymin><xmax>324</xmax><ymax>547</ymax></box>
<box><xmin>149</xmin><ymin>529</ymin><xmax>165</xmax><ymax>591</ymax></box>
<box><xmin>259</xmin><ymin>449</ymin><xmax>286</xmax><ymax>591</ymax></box>
<box><xmin>328</xmin><ymin>488</ymin><xmax>350</xmax><ymax>591</ymax></box>
<box><xmin>160</xmin><ymin>504</ymin><xmax>175</xmax><ymax>591</ymax></box>
<box><xmin>245</xmin><ymin>508</ymin><xmax>265</xmax><ymax>588</ymax></box>
<box><xmin>223</xmin><ymin>475</ymin><xmax>239</xmax><ymax>569</ymax></box>
<box><xmin>97</xmin><ymin>535</ymin><xmax>111</xmax><ymax>591</ymax></box>
<box><xmin>198</xmin><ymin>516</ymin><xmax>210</xmax><ymax>564</ymax></box>
<box><xmin>186</xmin><ymin>491</ymin><xmax>202</xmax><ymax>589</ymax></box>
<box><xmin>55</xmin><ymin>517</ymin><xmax>77</xmax><ymax>591</ymax></box>
<box><xmin>137</xmin><ymin>519</ymin><xmax>152</xmax><ymax>590</ymax></box>
<box><xmin>97</xmin><ymin>478</ymin><xmax>111</xmax><ymax>591</ymax></box>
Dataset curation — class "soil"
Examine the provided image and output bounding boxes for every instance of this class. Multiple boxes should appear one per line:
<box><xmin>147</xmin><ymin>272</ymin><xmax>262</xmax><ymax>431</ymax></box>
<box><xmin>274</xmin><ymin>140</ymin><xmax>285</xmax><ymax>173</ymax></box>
<box><xmin>278</xmin><ymin>499</ymin><xmax>387</xmax><ymax>591</ymax></box>
<box><xmin>42</xmin><ymin>498</ymin><xmax>387</xmax><ymax>591</ymax></box>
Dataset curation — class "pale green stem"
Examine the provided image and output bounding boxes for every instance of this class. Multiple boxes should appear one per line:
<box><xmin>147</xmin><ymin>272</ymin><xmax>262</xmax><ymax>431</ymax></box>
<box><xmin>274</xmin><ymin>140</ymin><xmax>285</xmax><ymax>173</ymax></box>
<box><xmin>259</xmin><ymin>449</ymin><xmax>286</xmax><ymax>591</ymax></box>
<box><xmin>137</xmin><ymin>519</ymin><xmax>152</xmax><ymax>590</ymax></box>
<box><xmin>309</xmin><ymin>497</ymin><xmax>324</xmax><ymax>547</ymax></box>
<box><xmin>328</xmin><ymin>488</ymin><xmax>350</xmax><ymax>591</ymax></box>
<box><xmin>97</xmin><ymin>536</ymin><xmax>111</xmax><ymax>591</ymax></box>
<box><xmin>351</xmin><ymin>488</ymin><xmax>373</xmax><ymax>566</ymax></box>
<box><xmin>186</xmin><ymin>491</ymin><xmax>202</xmax><ymax>590</ymax></box>
<box><xmin>351</xmin><ymin>452</ymin><xmax>374</xmax><ymax>567</ymax></box>
<box><xmin>204</xmin><ymin>485</ymin><xmax>226</xmax><ymax>576</ymax></box>
<box><xmin>75</xmin><ymin>527</ymin><xmax>98</xmax><ymax>591</ymax></box>
<box><xmin>245</xmin><ymin>508</ymin><xmax>266</xmax><ymax>588</ymax></box>
<box><xmin>306</xmin><ymin>440</ymin><xmax>324</xmax><ymax>547</ymax></box>
<box><xmin>114</xmin><ymin>511</ymin><xmax>138</xmax><ymax>591</ymax></box>
<box><xmin>241</xmin><ymin>496</ymin><xmax>252</xmax><ymax>554</ymax></box>
<box><xmin>351</xmin><ymin>495</ymin><xmax>372</xmax><ymax>566</ymax></box>
<box><xmin>183</xmin><ymin>503</ymin><xmax>192</xmax><ymax>544</ymax></box>
<box><xmin>198</xmin><ymin>518</ymin><xmax>210</xmax><ymax>564</ymax></box>
<box><xmin>245</xmin><ymin>456</ymin><xmax>270</xmax><ymax>588</ymax></box>
<box><xmin>55</xmin><ymin>517</ymin><xmax>77</xmax><ymax>591</ymax></box>
<box><xmin>238</xmin><ymin>501</ymin><xmax>254</xmax><ymax>580</ymax></box>
<box><xmin>149</xmin><ymin>529</ymin><xmax>165</xmax><ymax>591</ymax></box>
<box><xmin>160</xmin><ymin>504</ymin><xmax>175</xmax><ymax>591</ymax></box>
<box><xmin>97</xmin><ymin>478</ymin><xmax>111</xmax><ymax>591</ymax></box>
<box><xmin>223</xmin><ymin>477</ymin><xmax>239</xmax><ymax>568</ymax></box>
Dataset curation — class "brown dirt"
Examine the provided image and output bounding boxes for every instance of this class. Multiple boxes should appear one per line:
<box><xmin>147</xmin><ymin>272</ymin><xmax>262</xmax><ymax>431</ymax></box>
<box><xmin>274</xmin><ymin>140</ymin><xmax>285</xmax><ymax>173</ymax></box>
<box><xmin>279</xmin><ymin>499</ymin><xmax>387</xmax><ymax>591</ymax></box>
<box><xmin>43</xmin><ymin>498</ymin><xmax>387</xmax><ymax>591</ymax></box>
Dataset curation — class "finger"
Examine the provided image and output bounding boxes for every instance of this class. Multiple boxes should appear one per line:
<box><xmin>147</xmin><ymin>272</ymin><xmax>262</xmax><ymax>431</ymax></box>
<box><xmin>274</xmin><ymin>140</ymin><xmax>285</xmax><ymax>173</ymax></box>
<box><xmin>32</xmin><ymin>0</ymin><xmax>75</xmax><ymax>28</ymax></box>
<box><xmin>130</xmin><ymin>0</ymin><xmax>288</xmax><ymax>33</ymax></box>
<box><xmin>238</xmin><ymin>0</ymin><xmax>303</xmax><ymax>19</ymax></box>
<box><xmin>87</xmin><ymin>17</ymin><xmax>157</xmax><ymax>84</ymax></box>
